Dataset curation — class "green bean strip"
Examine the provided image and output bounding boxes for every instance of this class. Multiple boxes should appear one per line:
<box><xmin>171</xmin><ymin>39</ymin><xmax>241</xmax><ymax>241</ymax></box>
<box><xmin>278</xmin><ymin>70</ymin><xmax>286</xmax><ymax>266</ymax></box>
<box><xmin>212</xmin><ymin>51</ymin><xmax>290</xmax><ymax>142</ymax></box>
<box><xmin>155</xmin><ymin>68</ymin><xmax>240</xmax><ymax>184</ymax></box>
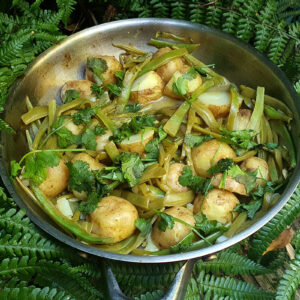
<box><xmin>264</xmin><ymin>104</ymin><xmax>292</xmax><ymax>122</ymax></box>
<box><xmin>193</xmin><ymin>125</ymin><xmax>222</xmax><ymax>139</ymax></box>
<box><xmin>191</xmin><ymin>99</ymin><xmax>220</xmax><ymax>131</ymax></box>
<box><xmin>270</xmin><ymin>120</ymin><xmax>296</xmax><ymax>168</ymax></box>
<box><xmin>26</xmin><ymin>96</ymin><xmax>41</xmax><ymax>127</ymax></box>
<box><xmin>21</xmin><ymin>106</ymin><xmax>48</xmax><ymax>125</ymax></box>
<box><xmin>268</xmin><ymin>156</ymin><xmax>279</xmax><ymax>182</ymax></box>
<box><xmin>96</xmin><ymin>111</ymin><xmax>118</xmax><ymax>133</ymax></box>
<box><xmin>112</xmin><ymin>43</ymin><xmax>148</xmax><ymax>55</ymax></box>
<box><xmin>98</xmin><ymin>234</ymin><xmax>137</xmax><ymax>252</ymax></box>
<box><xmin>274</xmin><ymin>148</ymin><xmax>283</xmax><ymax>172</ymax></box>
<box><xmin>57</xmin><ymin>98</ymin><xmax>89</xmax><ymax>116</ymax></box>
<box><xmin>189</xmin><ymin>79</ymin><xmax>215</xmax><ymax>102</ymax></box>
<box><xmin>31</xmin><ymin>186</ymin><xmax>113</xmax><ymax>244</ymax></box>
<box><xmin>226</xmin><ymin>87</ymin><xmax>239</xmax><ymax>131</ymax></box>
<box><xmin>149</xmin><ymin>38</ymin><xmax>200</xmax><ymax>52</ymax></box>
<box><xmin>259</xmin><ymin>115</ymin><xmax>268</xmax><ymax>144</ymax></box>
<box><xmin>25</xmin><ymin>130</ymin><xmax>33</xmax><ymax>150</ymax></box>
<box><xmin>104</xmin><ymin>141</ymin><xmax>120</xmax><ymax>161</ymax></box>
<box><xmin>232</xmin><ymin>150</ymin><xmax>257</xmax><ymax>163</ymax></box>
<box><xmin>224</xmin><ymin>213</ymin><xmax>247</xmax><ymax>238</ymax></box>
<box><xmin>32</xmin><ymin>118</ymin><xmax>49</xmax><ymax>150</ymax></box>
<box><xmin>240</xmin><ymin>85</ymin><xmax>293</xmax><ymax>118</ymax></box>
<box><xmin>155</xmin><ymin>31</ymin><xmax>188</xmax><ymax>42</ymax></box>
<box><xmin>138</xmin><ymin>48</ymin><xmax>188</xmax><ymax>78</ymax></box>
<box><xmin>247</xmin><ymin>86</ymin><xmax>265</xmax><ymax>132</ymax></box>
<box><xmin>48</xmin><ymin>99</ymin><xmax>56</xmax><ymax>132</ymax></box>
<box><xmin>264</xmin><ymin>117</ymin><xmax>273</xmax><ymax>143</ymax></box>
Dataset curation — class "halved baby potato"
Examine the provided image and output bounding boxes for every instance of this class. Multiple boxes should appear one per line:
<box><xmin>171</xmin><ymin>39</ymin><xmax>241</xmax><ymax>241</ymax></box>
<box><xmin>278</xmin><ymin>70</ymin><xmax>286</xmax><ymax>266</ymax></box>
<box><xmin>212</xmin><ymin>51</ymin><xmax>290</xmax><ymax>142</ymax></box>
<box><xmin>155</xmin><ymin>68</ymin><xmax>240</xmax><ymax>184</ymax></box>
<box><xmin>86</xmin><ymin>56</ymin><xmax>122</xmax><ymax>85</ymax></box>
<box><xmin>192</xmin><ymin>139</ymin><xmax>236</xmax><ymax>177</ymax></box>
<box><xmin>118</xmin><ymin>128</ymin><xmax>154</xmax><ymax>155</ymax></box>
<box><xmin>211</xmin><ymin>173</ymin><xmax>247</xmax><ymax>196</ymax></box>
<box><xmin>166</xmin><ymin>163</ymin><xmax>190</xmax><ymax>193</ymax></box>
<box><xmin>130</xmin><ymin>71</ymin><xmax>164</xmax><ymax>104</ymax></box>
<box><xmin>62</xmin><ymin>109</ymin><xmax>84</xmax><ymax>135</ymax></box>
<box><xmin>96</xmin><ymin>130</ymin><xmax>113</xmax><ymax>152</ymax></box>
<box><xmin>197</xmin><ymin>91</ymin><xmax>231</xmax><ymax>118</ymax></box>
<box><xmin>163</xmin><ymin>65</ymin><xmax>202</xmax><ymax>100</ymax></box>
<box><xmin>39</xmin><ymin>159</ymin><xmax>69</xmax><ymax>199</ymax></box>
<box><xmin>61</xmin><ymin>80</ymin><xmax>94</xmax><ymax>102</ymax></box>
<box><xmin>193</xmin><ymin>188</ymin><xmax>239</xmax><ymax>224</ymax></box>
<box><xmin>152</xmin><ymin>47</ymin><xmax>184</xmax><ymax>82</ymax></box>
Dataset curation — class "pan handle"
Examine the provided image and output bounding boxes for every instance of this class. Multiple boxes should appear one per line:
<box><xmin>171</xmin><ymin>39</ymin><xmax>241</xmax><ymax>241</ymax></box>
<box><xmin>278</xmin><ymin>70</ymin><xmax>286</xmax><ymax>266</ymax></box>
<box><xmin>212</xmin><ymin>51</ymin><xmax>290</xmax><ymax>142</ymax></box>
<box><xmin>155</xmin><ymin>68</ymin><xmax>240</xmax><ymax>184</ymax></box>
<box><xmin>102</xmin><ymin>259</ymin><xmax>197</xmax><ymax>300</ymax></box>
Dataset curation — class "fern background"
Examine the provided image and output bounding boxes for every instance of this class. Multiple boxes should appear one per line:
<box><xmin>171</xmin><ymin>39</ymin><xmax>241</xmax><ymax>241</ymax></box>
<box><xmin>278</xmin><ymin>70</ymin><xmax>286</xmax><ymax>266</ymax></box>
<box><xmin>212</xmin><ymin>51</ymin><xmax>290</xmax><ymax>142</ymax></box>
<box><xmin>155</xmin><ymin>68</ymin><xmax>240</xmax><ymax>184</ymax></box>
<box><xmin>0</xmin><ymin>0</ymin><xmax>300</xmax><ymax>299</ymax></box>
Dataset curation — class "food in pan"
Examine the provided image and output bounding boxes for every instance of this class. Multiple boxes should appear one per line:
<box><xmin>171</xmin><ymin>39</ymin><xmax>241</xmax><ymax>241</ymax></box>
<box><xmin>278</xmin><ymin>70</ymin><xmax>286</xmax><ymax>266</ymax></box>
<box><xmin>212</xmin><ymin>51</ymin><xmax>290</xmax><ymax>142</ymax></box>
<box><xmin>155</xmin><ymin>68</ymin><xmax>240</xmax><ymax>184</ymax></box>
<box><xmin>11</xmin><ymin>33</ymin><xmax>296</xmax><ymax>255</ymax></box>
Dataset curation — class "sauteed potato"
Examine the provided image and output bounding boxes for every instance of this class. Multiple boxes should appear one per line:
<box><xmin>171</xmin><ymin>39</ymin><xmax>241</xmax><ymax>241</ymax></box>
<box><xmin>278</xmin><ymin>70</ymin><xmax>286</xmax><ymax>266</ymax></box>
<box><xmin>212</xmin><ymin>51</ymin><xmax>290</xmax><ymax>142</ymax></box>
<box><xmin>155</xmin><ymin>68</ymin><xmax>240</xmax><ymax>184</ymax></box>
<box><xmin>12</xmin><ymin>32</ymin><xmax>296</xmax><ymax>255</ymax></box>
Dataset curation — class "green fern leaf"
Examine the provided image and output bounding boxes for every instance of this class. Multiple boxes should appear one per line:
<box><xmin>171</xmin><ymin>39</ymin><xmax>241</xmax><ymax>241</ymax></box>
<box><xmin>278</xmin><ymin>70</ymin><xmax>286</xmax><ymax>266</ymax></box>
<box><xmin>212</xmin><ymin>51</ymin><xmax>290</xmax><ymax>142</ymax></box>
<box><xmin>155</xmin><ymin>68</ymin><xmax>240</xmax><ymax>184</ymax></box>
<box><xmin>149</xmin><ymin>0</ymin><xmax>170</xmax><ymax>18</ymax></box>
<box><xmin>204</xmin><ymin>4</ymin><xmax>223</xmax><ymax>29</ymax></box>
<box><xmin>195</xmin><ymin>250</ymin><xmax>272</xmax><ymax>276</ymax></box>
<box><xmin>195</xmin><ymin>270</ymin><xmax>275</xmax><ymax>299</ymax></box>
<box><xmin>276</xmin><ymin>254</ymin><xmax>300</xmax><ymax>300</ymax></box>
<box><xmin>292</xmin><ymin>229</ymin><xmax>300</xmax><ymax>252</ymax></box>
<box><xmin>170</xmin><ymin>1</ymin><xmax>187</xmax><ymax>20</ymax></box>
<box><xmin>56</xmin><ymin>0</ymin><xmax>77</xmax><ymax>26</ymax></box>
<box><xmin>0</xmin><ymin>188</ymin><xmax>16</xmax><ymax>211</ymax></box>
<box><xmin>295</xmin><ymin>79</ymin><xmax>300</xmax><ymax>95</ymax></box>
<box><xmin>188</xmin><ymin>2</ymin><xmax>206</xmax><ymax>24</ymax></box>
<box><xmin>260</xmin><ymin>250</ymin><xmax>289</xmax><ymax>270</ymax></box>
<box><xmin>248</xmin><ymin>185</ymin><xmax>300</xmax><ymax>260</ymax></box>
<box><xmin>133</xmin><ymin>289</ymin><xmax>164</xmax><ymax>300</ymax></box>
<box><xmin>222</xmin><ymin>0</ymin><xmax>244</xmax><ymax>35</ymax></box>
<box><xmin>72</xmin><ymin>263</ymin><xmax>102</xmax><ymax>279</ymax></box>
<box><xmin>0</xmin><ymin>118</ymin><xmax>15</xmax><ymax>134</ymax></box>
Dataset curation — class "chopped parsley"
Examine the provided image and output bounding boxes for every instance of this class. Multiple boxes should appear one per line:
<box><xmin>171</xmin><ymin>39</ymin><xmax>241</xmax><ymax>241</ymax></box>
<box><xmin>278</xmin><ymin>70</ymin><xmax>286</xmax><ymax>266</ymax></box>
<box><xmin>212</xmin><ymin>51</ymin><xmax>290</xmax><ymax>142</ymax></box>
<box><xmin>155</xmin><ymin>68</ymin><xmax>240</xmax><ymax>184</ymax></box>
<box><xmin>207</xmin><ymin>158</ymin><xmax>235</xmax><ymax>175</ymax></box>
<box><xmin>64</xmin><ymin>89</ymin><xmax>80</xmax><ymax>103</ymax></box>
<box><xmin>106</xmin><ymin>84</ymin><xmax>122</xmax><ymax>96</ymax></box>
<box><xmin>86</xmin><ymin>57</ymin><xmax>108</xmax><ymax>85</ymax></box>
<box><xmin>194</xmin><ymin>213</ymin><xmax>226</xmax><ymax>235</ymax></box>
<box><xmin>155</xmin><ymin>210</ymin><xmax>175</xmax><ymax>232</ymax></box>
<box><xmin>184</xmin><ymin>133</ymin><xmax>213</xmax><ymax>148</ymax></box>
<box><xmin>125</xmin><ymin>104</ymin><xmax>141</xmax><ymax>113</ymax></box>
<box><xmin>135</xmin><ymin>218</ymin><xmax>152</xmax><ymax>237</ymax></box>
<box><xmin>90</xmin><ymin>84</ymin><xmax>104</xmax><ymax>98</ymax></box>
<box><xmin>72</xmin><ymin>107</ymin><xmax>97</xmax><ymax>125</ymax></box>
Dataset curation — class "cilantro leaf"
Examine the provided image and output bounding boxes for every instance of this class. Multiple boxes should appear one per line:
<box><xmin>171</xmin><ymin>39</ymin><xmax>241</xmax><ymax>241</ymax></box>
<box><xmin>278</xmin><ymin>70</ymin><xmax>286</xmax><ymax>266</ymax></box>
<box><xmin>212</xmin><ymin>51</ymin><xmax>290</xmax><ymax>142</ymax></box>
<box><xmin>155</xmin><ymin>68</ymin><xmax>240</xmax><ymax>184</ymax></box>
<box><xmin>155</xmin><ymin>210</ymin><xmax>175</xmax><ymax>232</ymax></box>
<box><xmin>262</xmin><ymin>142</ymin><xmax>278</xmax><ymax>151</ymax></box>
<box><xmin>86</xmin><ymin>57</ymin><xmax>108</xmax><ymax>85</ymax></box>
<box><xmin>110</xmin><ymin>115</ymin><xmax>155</xmax><ymax>143</ymax></box>
<box><xmin>64</xmin><ymin>89</ymin><xmax>80</xmax><ymax>103</ymax></box>
<box><xmin>114</xmin><ymin>70</ymin><xmax>125</xmax><ymax>86</ymax></box>
<box><xmin>94</xmin><ymin>125</ymin><xmax>107</xmax><ymax>136</ymax></box>
<box><xmin>125</xmin><ymin>104</ymin><xmax>141</xmax><ymax>113</ymax></box>
<box><xmin>78</xmin><ymin>191</ymin><xmax>100</xmax><ymax>214</ymax></box>
<box><xmin>67</xmin><ymin>160</ymin><xmax>95</xmax><ymax>193</ymax></box>
<box><xmin>72</xmin><ymin>107</ymin><xmax>96</xmax><ymax>125</ymax></box>
<box><xmin>234</xmin><ymin>200</ymin><xmax>262</xmax><ymax>219</ymax></box>
<box><xmin>135</xmin><ymin>218</ymin><xmax>152</xmax><ymax>237</ymax></box>
<box><xmin>194</xmin><ymin>213</ymin><xmax>226</xmax><ymax>235</ymax></box>
<box><xmin>115</xmin><ymin>152</ymin><xmax>145</xmax><ymax>187</ymax></box>
<box><xmin>158</xmin><ymin>126</ymin><xmax>167</xmax><ymax>142</ymax></box>
<box><xmin>194</xmin><ymin>64</ymin><xmax>215</xmax><ymax>76</ymax></box>
<box><xmin>94</xmin><ymin>167</ymin><xmax>124</xmax><ymax>183</ymax></box>
<box><xmin>106</xmin><ymin>84</ymin><xmax>122</xmax><ymax>96</ymax></box>
<box><xmin>220</xmin><ymin>129</ymin><xmax>257</xmax><ymax>150</ymax></box>
<box><xmin>172</xmin><ymin>75</ymin><xmax>189</xmax><ymax>97</ymax></box>
<box><xmin>144</xmin><ymin>139</ymin><xmax>159</xmax><ymax>160</ymax></box>
<box><xmin>207</xmin><ymin>158</ymin><xmax>234</xmax><ymax>175</ymax></box>
<box><xmin>90</xmin><ymin>84</ymin><xmax>104</xmax><ymax>98</ymax></box>
<box><xmin>81</xmin><ymin>129</ymin><xmax>97</xmax><ymax>150</ymax></box>
<box><xmin>10</xmin><ymin>160</ymin><xmax>22</xmax><ymax>178</ymax></box>
<box><xmin>184</xmin><ymin>133</ymin><xmax>213</xmax><ymax>148</ymax></box>
<box><xmin>178</xmin><ymin>166</ymin><xmax>212</xmax><ymax>194</ymax></box>
<box><xmin>22</xmin><ymin>151</ymin><xmax>60</xmax><ymax>184</ymax></box>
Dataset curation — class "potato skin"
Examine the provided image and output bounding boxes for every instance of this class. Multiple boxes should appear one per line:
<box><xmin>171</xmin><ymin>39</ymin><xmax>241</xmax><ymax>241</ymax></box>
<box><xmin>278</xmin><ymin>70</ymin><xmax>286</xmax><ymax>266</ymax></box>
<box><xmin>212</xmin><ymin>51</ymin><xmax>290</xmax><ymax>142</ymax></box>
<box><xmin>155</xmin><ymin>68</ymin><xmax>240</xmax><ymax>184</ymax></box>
<box><xmin>86</xmin><ymin>56</ymin><xmax>121</xmax><ymax>85</ymax></box>
<box><xmin>193</xmin><ymin>189</ymin><xmax>239</xmax><ymax>224</ymax></box>
<box><xmin>152</xmin><ymin>206</ymin><xmax>195</xmax><ymax>249</ymax></box>
<box><xmin>96</xmin><ymin>130</ymin><xmax>113</xmax><ymax>152</ymax></box>
<box><xmin>39</xmin><ymin>159</ymin><xmax>69</xmax><ymax>199</ymax></box>
<box><xmin>166</xmin><ymin>163</ymin><xmax>189</xmax><ymax>193</ymax></box>
<box><xmin>240</xmin><ymin>157</ymin><xmax>270</xmax><ymax>186</ymax></box>
<box><xmin>62</xmin><ymin>109</ymin><xmax>84</xmax><ymax>135</ymax></box>
<box><xmin>234</xmin><ymin>109</ymin><xmax>252</xmax><ymax>131</ymax></box>
<box><xmin>192</xmin><ymin>139</ymin><xmax>236</xmax><ymax>177</ymax></box>
<box><xmin>61</xmin><ymin>80</ymin><xmax>93</xmax><ymax>102</ymax></box>
<box><xmin>152</xmin><ymin>47</ymin><xmax>184</xmax><ymax>82</ymax></box>
<box><xmin>211</xmin><ymin>173</ymin><xmax>247</xmax><ymax>196</ymax></box>
<box><xmin>130</xmin><ymin>71</ymin><xmax>164</xmax><ymax>104</ymax></box>
<box><xmin>118</xmin><ymin>129</ymin><xmax>154</xmax><ymax>155</ymax></box>
<box><xmin>90</xmin><ymin>196</ymin><xmax>138</xmax><ymax>242</ymax></box>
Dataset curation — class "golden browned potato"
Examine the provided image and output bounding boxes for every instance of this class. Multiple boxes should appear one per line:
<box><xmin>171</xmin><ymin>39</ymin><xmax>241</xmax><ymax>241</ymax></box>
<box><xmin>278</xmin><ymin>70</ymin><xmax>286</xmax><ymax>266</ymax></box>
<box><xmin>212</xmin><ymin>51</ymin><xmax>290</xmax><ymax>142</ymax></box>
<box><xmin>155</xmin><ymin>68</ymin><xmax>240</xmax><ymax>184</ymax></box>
<box><xmin>61</xmin><ymin>80</ymin><xmax>94</xmax><ymax>102</ymax></box>
<box><xmin>62</xmin><ymin>110</ymin><xmax>84</xmax><ymax>135</ymax></box>
<box><xmin>86</xmin><ymin>56</ymin><xmax>121</xmax><ymax>85</ymax></box>
<box><xmin>71</xmin><ymin>153</ymin><xmax>105</xmax><ymax>200</ymax></box>
<box><xmin>39</xmin><ymin>159</ymin><xmax>69</xmax><ymax>199</ymax></box>
<box><xmin>166</xmin><ymin>163</ymin><xmax>189</xmax><ymax>193</ymax></box>
<box><xmin>234</xmin><ymin>109</ymin><xmax>252</xmax><ymax>131</ymax></box>
<box><xmin>211</xmin><ymin>173</ymin><xmax>247</xmax><ymax>196</ymax></box>
<box><xmin>240</xmin><ymin>157</ymin><xmax>270</xmax><ymax>186</ymax></box>
<box><xmin>96</xmin><ymin>130</ymin><xmax>113</xmax><ymax>152</ymax></box>
<box><xmin>197</xmin><ymin>91</ymin><xmax>231</xmax><ymax>118</ymax></box>
<box><xmin>90</xmin><ymin>196</ymin><xmax>138</xmax><ymax>242</ymax></box>
<box><xmin>118</xmin><ymin>129</ymin><xmax>154</xmax><ymax>155</ymax></box>
<box><xmin>130</xmin><ymin>71</ymin><xmax>164</xmax><ymax>104</ymax></box>
<box><xmin>163</xmin><ymin>65</ymin><xmax>202</xmax><ymax>100</ymax></box>
<box><xmin>152</xmin><ymin>47</ymin><xmax>184</xmax><ymax>82</ymax></box>
<box><xmin>152</xmin><ymin>207</ymin><xmax>195</xmax><ymax>249</ymax></box>
<box><xmin>192</xmin><ymin>139</ymin><xmax>236</xmax><ymax>177</ymax></box>
<box><xmin>193</xmin><ymin>189</ymin><xmax>239</xmax><ymax>224</ymax></box>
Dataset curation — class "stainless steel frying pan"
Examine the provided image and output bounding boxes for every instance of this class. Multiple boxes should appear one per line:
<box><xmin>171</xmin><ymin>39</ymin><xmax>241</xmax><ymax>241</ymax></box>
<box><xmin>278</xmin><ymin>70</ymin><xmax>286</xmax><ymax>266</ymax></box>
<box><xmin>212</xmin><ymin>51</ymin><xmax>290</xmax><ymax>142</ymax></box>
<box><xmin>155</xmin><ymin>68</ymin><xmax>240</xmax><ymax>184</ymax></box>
<box><xmin>1</xmin><ymin>19</ymin><xmax>299</xmax><ymax>299</ymax></box>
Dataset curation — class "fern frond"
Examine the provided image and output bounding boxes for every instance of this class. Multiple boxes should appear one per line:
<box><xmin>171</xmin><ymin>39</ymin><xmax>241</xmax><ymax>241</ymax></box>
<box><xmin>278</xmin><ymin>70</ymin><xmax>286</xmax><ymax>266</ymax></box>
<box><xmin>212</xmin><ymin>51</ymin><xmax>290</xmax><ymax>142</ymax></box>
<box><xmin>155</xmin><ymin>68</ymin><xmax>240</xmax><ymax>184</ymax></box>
<box><xmin>191</xmin><ymin>271</ymin><xmax>275</xmax><ymax>299</ymax></box>
<box><xmin>0</xmin><ymin>208</ymin><xmax>41</xmax><ymax>236</ymax></box>
<box><xmin>295</xmin><ymin>79</ymin><xmax>300</xmax><ymax>95</ymax></box>
<box><xmin>276</xmin><ymin>253</ymin><xmax>300</xmax><ymax>300</ymax></box>
<box><xmin>0</xmin><ymin>188</ymin><xmax>16</xmax><ymax>211</ymax></box>
<box><xmin>195</xmin><ymin>250</ymin><xmax>271</xmax><ymax>276</ymax></box>
<box><xmin>222</xmin><ymin>0</ymin><xmax>244</xmax><ymax>35</ymax></box>
<box><xmin>109</xmin><ymin>261</ymin><xmax>184</xmax><ymax>297</ymax></box>
<box><xmin>260</xmin><ymin>250</ymin><xmax>289</xmax><ymax>270</ymax></box>
<box><xmin>56</xmin><ymin>0</ymin><xmax>77</xmax><ymax>26</ymax></box>
<box><xmin>188</xmin><ymin>2</ymin><xmax>206</xmax><ymax>24</ymax></box>
<box><xmin>292</xmin><ymin>229</ymin><xmax>300</xmax><ymax>252</ymax></box>
<box><xmin>149</xmin><ymin>0</ymin><xmax>170</xmax><ymax>18</ymax></box>
<box><xmin>72</xmin><ymin>263</ymin><xmax>102</xmax><ymax>279</ymax></box>
<box><xmin>170</xmin><ymin>1</ymin><xmax>186</xmax><ymax>20</ymax></box>
<box><xmin>204</xmin><ymin>4</ymin><xmax>223</xmax><ymax>29</ymax></box>
<box><xmin>0</xmin><ymin>285</ymin><xmax>73</xmax><ymax>300</ymax></box>
<box><xmin>0</xmin><ymin>256</ymin><xmax>102</xmax><ymax>299</ymax></box>
<box><xmin>248</xmin><ymin>184</ymin><xmax>300</xmax><ymax>260</ymax></box>
<box><xmin>133</xmin><ymin>289</ymin><xmax>164</xmax><ymax>300</ymax></box>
